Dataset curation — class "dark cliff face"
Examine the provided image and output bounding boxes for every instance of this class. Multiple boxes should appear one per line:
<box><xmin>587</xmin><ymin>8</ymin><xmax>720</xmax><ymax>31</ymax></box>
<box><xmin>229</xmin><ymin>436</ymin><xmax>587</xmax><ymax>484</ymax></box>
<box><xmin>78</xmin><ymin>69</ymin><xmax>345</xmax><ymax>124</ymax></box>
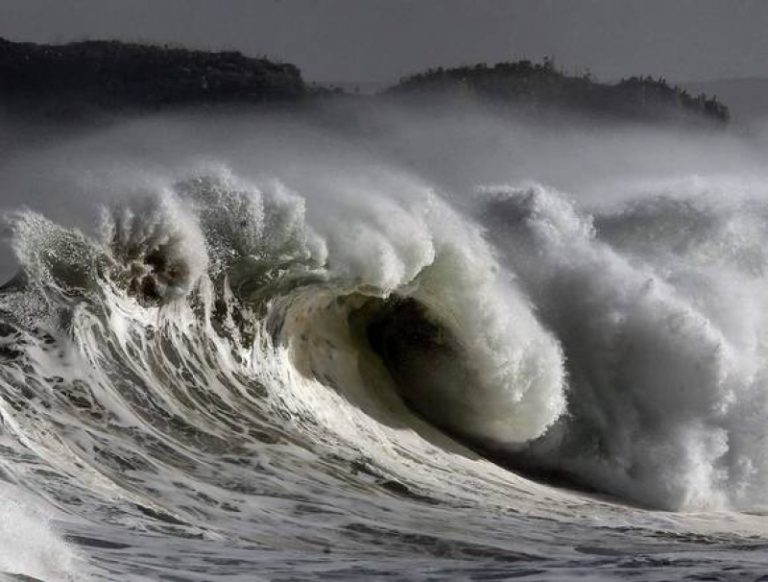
<box><xmin>0</xmin><ymin>37</ymin><xmax>306</xmax><ymax>118</ymax></box>
<box><xmin>387</xmin><ymin>60</ymin><xmax>729</xmax><ymax>126</ymax></box>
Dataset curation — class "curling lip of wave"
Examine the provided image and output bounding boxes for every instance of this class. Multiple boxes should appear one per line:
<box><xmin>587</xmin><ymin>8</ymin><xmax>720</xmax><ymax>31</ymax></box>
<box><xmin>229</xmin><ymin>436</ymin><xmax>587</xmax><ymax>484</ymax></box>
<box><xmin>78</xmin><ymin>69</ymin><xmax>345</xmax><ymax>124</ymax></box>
<box><xmin>2</xmin><ymin>162</ymin><xmax>768</xmax><ymax>541</ymax></box>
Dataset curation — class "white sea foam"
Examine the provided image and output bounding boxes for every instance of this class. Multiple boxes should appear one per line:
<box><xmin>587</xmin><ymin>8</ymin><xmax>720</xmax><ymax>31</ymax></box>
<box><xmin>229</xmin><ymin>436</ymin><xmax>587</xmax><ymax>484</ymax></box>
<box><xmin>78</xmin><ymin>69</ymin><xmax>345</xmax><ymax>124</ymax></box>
<box><xmin>2</xmin><ymin>111</ymin><xmax>768</xmax><ymax>580</ymax></box>
<box><xmin>0</xmin><ymin>486</ymin><xmax>85</xmax><ymax>581</ymax></box>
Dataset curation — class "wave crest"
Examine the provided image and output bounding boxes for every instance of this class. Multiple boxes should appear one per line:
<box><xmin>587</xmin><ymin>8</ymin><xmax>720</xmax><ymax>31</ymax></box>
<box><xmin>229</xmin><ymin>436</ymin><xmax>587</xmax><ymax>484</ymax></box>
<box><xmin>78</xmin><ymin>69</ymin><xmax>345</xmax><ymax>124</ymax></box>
<box><xmin>6</xmin><ymin>165</ymin><xmax>768</xmax><ymax>513</ymax></box>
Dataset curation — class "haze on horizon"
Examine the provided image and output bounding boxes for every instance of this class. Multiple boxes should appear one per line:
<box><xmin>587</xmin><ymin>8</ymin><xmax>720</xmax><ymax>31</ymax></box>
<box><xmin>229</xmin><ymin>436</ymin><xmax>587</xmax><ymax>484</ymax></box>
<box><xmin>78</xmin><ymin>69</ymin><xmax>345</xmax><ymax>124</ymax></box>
<box><xmin>1</xmin><ymin>0</ymin><xmax>768</xmax><ymax>88</ymax></box>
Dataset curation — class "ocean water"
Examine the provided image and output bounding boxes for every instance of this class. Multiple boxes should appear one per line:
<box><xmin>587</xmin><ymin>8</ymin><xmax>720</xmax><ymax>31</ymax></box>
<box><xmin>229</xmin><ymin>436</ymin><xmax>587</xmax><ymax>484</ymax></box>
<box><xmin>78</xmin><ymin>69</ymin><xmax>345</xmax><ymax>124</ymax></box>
<box><xmin>1</xmin><ymin>110</ymin><xmax>768</xmax><ymax>581</ymax></box>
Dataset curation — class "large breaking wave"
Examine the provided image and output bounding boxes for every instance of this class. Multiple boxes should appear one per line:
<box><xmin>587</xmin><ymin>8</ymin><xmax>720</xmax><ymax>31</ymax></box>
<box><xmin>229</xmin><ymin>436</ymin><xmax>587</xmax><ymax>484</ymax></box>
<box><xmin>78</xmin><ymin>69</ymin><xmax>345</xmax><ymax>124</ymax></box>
<box><xmin>2</xmin><ymin>112</ymin><xmax>768</xmax><ymax>580</ymax></box>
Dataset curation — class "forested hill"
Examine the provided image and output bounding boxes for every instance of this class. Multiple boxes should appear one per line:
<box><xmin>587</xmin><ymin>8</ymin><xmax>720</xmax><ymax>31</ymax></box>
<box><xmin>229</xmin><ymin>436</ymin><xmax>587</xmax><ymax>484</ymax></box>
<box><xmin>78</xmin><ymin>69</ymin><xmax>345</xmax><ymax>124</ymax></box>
<box><xmin>387</xmin><ymin>59</ymin><xmax>729</xmax><ymax>125</ymax></box>
<box><xmin>0</xmin><ymin>38</ymin><xmax>729</xmax><ymax>126</ymax></box>
<box><xmin>0</xmin><ymin>37</ymin><xmax>306</xmax><ymax>117</ymax></box>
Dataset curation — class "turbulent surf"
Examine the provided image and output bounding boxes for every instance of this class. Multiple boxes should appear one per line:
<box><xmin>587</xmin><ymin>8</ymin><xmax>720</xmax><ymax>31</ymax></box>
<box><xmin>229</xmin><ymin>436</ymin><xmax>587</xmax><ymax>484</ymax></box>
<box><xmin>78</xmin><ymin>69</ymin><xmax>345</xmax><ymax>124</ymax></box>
<box><xmin>1</xmin><ymin>111</ymin><xmax>768</xmax><ymax>581</ymax></box>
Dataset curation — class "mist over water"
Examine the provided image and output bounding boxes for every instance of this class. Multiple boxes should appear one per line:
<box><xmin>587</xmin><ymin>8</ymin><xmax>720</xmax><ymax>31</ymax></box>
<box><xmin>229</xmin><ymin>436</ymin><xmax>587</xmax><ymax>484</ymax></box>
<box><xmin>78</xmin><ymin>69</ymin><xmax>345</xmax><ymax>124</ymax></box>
<box><xmin>2</xmin><ymin>104</ymin><xmax>768</xmax><ymax>580</ymax></box>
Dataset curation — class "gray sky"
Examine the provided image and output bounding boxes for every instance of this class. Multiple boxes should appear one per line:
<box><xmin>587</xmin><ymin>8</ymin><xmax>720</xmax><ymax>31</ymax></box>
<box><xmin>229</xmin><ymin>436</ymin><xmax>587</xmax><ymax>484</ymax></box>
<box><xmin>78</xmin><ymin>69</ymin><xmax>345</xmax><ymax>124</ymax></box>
<box><xmin>1</xmin><ymin>0</ymin><xmax>767</xmax><ymax>85</ymax></box>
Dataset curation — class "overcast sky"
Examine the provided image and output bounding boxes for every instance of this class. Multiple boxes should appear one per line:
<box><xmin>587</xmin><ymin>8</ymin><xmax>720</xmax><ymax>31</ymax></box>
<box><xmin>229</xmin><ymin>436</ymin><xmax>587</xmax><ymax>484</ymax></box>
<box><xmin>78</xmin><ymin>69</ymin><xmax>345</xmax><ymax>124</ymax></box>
<box><xmin>1</xmin><ymin>0</ymin><xmax>767</xmax><ymax>85</ymax></box>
